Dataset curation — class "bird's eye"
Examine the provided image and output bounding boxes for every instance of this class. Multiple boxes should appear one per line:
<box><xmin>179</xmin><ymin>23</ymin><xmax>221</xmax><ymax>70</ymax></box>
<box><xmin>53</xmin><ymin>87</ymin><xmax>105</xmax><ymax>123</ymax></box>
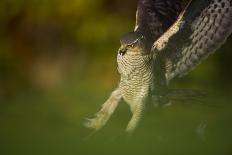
<box><xmin>128</xmin><ymin>44</ymin><xmax>134</xmax><ymax>48</ymax></box>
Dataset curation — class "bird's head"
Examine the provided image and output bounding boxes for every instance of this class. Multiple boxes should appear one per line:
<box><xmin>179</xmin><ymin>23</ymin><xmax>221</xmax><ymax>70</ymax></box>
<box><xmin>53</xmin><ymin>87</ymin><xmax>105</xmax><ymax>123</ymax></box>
<box><xmin>118</xmin><ymin>32</ymin><xmax>148</xmax><ymax>56</ymax></box>
<box><xmin>117</xmin><ymin>32</ymin><xmax>153</xmax><ymax>77</ymax></box>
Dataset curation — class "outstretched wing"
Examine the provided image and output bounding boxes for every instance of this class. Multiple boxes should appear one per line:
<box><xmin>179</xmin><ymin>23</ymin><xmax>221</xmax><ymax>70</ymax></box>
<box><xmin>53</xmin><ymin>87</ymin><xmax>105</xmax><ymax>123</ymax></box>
<box><xmin>135</xmin><ymin>0</ymin><xmax>182</xmax><ymax>42</ymax></box>
<box><xmin>152</xmin><ymin>0</ymin><xmax>232</xmax><ymax>82</ymax></box>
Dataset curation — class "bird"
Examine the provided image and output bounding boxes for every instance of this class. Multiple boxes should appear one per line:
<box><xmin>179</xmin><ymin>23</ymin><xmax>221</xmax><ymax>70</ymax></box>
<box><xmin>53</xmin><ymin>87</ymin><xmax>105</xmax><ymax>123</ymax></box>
<box><xmin>85</xmin><ymin>0</ymin><xmax>232</xmax><ymax>133</ymax></box>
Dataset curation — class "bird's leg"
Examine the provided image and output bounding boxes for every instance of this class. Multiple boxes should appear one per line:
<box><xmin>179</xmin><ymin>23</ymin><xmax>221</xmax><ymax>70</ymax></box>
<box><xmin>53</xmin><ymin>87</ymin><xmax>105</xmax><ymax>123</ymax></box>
<box><xmin>84</xmin><ymin>88</ymin><xmax>122</xmax><ymax>130</ymax></box>
<box><xmin>126</xmin><ymin>98</ymin><xmax>146</xmax><ymax>133</ymax></box>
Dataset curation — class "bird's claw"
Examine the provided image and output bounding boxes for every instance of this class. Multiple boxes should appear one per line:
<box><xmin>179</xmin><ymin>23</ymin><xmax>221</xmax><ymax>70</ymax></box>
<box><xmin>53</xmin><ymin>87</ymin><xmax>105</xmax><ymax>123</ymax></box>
<box><xmin>84</xmin><ymin>111</ymin><xmax>109</xmax><ymax>130</ymax></box>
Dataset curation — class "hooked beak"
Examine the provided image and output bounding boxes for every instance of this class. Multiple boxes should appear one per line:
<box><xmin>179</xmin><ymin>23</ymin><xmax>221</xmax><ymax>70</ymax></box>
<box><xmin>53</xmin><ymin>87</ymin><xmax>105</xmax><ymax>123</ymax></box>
<box><xmin>118</xmin><ymin>47</ymin><xmax>127</xmax><ymax>56</ymax></box>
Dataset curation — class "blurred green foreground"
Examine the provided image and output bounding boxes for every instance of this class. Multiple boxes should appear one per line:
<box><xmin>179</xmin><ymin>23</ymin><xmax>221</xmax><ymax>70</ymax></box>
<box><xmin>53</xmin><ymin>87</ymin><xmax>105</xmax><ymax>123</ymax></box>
<box><xmin>0</xmin><ymin>0</ymin><xmax>232</xmax><ymax>155</ymax></box>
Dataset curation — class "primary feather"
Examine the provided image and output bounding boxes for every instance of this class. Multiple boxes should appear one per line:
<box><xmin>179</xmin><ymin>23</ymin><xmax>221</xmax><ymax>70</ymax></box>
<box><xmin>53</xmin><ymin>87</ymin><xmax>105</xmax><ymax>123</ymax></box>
<box><xmin>152</xmin><ymin>0</ymin><xmax>232</xmax><ymax>81</ymax></box>
<box><xmin>135</xmin><ymin>0</ymin><xmax>182</xmax><ymax>43</ymax></box>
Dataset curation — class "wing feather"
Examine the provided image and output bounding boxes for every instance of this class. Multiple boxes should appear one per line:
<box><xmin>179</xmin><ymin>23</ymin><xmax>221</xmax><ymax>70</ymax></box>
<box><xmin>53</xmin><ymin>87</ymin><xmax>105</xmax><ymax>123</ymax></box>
<box><xmin>135</xmin><ymin>0</ymin><xmax>182</xmax><ymax>42</ymax></box>
<box><xmin>152</xmin><ymin>0</ymin><xmax>232</xmax><ymax>81</ymax></box>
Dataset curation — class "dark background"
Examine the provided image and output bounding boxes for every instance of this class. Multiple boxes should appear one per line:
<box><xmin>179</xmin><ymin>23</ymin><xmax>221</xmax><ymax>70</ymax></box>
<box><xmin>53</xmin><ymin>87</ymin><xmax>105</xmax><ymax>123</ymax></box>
<box><xmin>0</xmin><ymin>0</ymin><xmax>232</xmax><ymax>155</ymax></box>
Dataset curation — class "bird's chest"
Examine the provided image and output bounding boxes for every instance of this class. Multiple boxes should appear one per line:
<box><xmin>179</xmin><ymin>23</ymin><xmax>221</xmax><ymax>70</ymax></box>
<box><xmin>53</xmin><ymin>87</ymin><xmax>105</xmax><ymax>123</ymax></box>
<box><xmin>119</xmin><ymin>72</ymin><xmax>152</xmax><ymax>105</ymax></box>
<box><xmin>117</xmin><ymin>54</ymin><xmax>153</xmax><ymax>104</ymax></box>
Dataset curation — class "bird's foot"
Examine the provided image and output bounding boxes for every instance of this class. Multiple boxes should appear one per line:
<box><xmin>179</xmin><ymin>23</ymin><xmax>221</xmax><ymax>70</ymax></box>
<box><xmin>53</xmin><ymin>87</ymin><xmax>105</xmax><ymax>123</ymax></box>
<box><xmin>84</xmin><ymin>88</ymin><xmax>122</xmax><ymax>131</ymax></box>
<box><xmin>125</xmin><ymin>110</ymin><xmax>142</xmax><ymax>133</ymax></box>
<box><xmin>84</xmin><ymin>110</ymin><xmax>110</xmax><ymax>130</ymax></box>
<box><xmin>125</xmin><ymin>98</ymin><xmax>146</xmax><ymax>133</ymax></box>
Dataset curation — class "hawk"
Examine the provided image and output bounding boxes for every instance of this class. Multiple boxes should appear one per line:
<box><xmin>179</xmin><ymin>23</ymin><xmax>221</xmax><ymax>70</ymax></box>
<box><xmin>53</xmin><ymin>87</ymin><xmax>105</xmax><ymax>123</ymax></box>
<box><xmin>85</xmin><ymin>0</ymin><xmax>232</xmax><ymax>133</ymax></box>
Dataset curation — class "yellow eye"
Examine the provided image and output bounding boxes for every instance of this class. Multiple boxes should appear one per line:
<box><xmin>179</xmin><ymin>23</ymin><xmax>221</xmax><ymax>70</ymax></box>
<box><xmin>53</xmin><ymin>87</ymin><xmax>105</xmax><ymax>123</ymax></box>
<box><xmin>128</xmin><ymin>44</ymin><xmax>134</xmax><ymax>48</ymax></box>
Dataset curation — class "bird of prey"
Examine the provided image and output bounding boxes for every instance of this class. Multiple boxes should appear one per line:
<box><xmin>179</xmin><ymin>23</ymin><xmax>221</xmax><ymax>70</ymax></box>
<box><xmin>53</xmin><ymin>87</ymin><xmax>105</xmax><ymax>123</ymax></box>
<box><xmin>85</xmin><ymin>0</ymin><xmax>232</xmax><ymax>133</ymax></box>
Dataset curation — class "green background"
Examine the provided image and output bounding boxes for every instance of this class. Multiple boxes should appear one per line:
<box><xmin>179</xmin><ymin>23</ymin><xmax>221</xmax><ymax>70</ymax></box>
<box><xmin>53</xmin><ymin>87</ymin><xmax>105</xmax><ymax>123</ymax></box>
<box><xmin>0</xmin><ymin>0</ymin><xmax>232</xmax><ymax>155</ymax></box>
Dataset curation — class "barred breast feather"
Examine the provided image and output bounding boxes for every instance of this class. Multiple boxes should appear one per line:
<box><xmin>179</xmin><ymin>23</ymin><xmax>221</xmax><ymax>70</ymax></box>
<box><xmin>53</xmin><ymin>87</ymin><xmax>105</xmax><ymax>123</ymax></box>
<box><xmin>117</xmin><ymin>52</ymin><xmax>153</xmax><ymax>104</ymax></box>
<box><xmin>152</xmin><ymin>0</ymin><xmax>232</xmax><ymax>82</ymax></box>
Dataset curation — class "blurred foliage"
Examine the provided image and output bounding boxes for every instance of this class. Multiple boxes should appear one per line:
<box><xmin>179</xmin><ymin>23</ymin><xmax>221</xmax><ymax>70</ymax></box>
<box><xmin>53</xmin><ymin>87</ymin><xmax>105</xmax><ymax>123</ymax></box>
<box><xmin>0</xmin><ymin>0</ymin><xmax>231</xmax><ymax>97</ymax></box>
<box><xmin>0</xmin><ymin>0</ymin><xmax>232</xmax><ymax>155</ymax></box>
<box><xmin>0</xmin><ymin>0</ymin><xmax>141</xmax><ymax>97</ymax></box>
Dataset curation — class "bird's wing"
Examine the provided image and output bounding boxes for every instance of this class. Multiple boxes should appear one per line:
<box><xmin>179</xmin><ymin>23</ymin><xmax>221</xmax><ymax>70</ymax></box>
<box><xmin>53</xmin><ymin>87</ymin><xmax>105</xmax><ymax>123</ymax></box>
<box><xmin>152</xmin><ymin>0</ymin><xmax>232</xmax><ymax>82</ymax></box>
<box><xmin>135</xmin><ymin>0</ymin><xmax>182</xmax><ymax>41</ymax></box>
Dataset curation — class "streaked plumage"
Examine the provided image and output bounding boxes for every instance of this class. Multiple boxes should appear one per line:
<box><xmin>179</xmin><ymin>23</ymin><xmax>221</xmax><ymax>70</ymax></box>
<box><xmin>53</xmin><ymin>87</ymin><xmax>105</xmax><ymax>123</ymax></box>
<box><xmin>85</xmin><ymin>0</ymin><xmax>232</xmax><ymax>133</ymax></box>
<box><xmin>163</xmin><ymin>0</ymin><xmax>232</xmax><ymax>81</ymax></box>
